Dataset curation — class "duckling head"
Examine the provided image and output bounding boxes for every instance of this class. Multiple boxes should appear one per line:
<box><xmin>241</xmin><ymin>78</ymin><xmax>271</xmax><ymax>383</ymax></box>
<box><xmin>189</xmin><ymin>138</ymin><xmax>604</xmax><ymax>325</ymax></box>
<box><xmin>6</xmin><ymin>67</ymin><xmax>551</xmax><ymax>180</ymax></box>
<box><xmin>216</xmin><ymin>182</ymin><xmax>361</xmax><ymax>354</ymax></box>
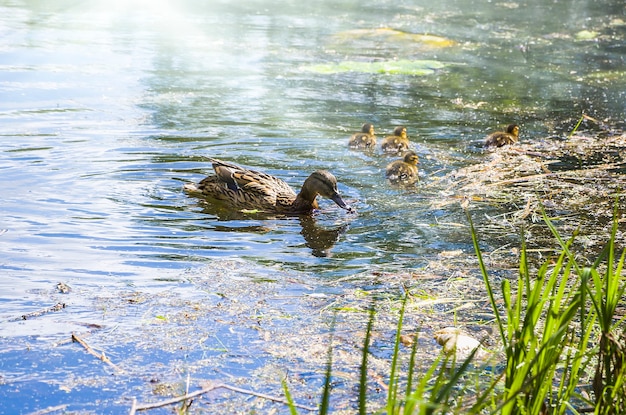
<box><xmin>506</xmin><ymin>124</ymin><xmax>520</xmax><ymax>138</ymax></box>
<box><xmin>403</xmin><ymin>151</ymin><xmax>419</xmax><ymax>166</ymax></box>
<box><xmin>394</xmin><ymin>125</ymin><xmax>408</xmax><ymax>139</ymax></box>
<box><xmin>362</xmin><ymin>123</ymin><xmax>375</xmax><ymax>135</ymax></box>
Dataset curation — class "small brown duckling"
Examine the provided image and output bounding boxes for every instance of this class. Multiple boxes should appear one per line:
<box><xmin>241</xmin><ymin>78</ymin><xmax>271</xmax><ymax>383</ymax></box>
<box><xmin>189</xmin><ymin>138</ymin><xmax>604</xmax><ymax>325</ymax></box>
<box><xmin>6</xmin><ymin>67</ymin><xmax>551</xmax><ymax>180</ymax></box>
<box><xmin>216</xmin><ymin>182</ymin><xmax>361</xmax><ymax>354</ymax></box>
<box><xmin>381</xmin><ymin>126</ymin><xmax>411</xmax><ymax>154</ymax></box>
<box><xmin>348</xmin><ymin>123</ymin><xmax>376</xmax><ymax>149</ymax></box>
<box><xmin>184</xmin><ymin>158</ymin><xmax>352</xmax><ymax>214</ymax></box>
<box><xmin>385</xmin><ymin>151</ymin><xmax>419</xmax><ymax>185</ymax></box>
<box><xmin>484</xmin><ymin>124</ymin><xmax>519</xmax><ymax>147</ymax></box>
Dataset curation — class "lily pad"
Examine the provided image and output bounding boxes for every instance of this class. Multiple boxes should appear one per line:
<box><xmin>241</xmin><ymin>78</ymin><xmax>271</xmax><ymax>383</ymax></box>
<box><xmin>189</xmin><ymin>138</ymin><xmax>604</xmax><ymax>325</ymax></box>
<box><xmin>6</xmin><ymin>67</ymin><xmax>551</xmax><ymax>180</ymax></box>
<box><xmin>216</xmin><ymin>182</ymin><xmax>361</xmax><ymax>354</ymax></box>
<box><xmin>581</xmin><ymin>70</ymin><xmax>626</xmax><ymax>82</ymax></box>
<box><xmin>575</xmin><ymin>29</ymin><xmax>599</xmax><ymax>40</ymax></box>
<box><xmin>333</xmin><ymin>28</ymin><xmax>456</xmax><ymax>48</ymax></box>
<box><xmin>303</xmin><ymin>59</ymin><xmax>447</xmax><ymax>76</ymax></box>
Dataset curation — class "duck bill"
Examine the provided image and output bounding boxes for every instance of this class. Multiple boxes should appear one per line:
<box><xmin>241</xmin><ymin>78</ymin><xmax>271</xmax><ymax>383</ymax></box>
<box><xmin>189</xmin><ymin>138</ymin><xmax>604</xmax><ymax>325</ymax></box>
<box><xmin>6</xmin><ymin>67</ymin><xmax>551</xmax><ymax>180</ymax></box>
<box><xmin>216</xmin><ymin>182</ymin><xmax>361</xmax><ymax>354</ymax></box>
<box><xmin>330</xmin><ymin>193</ymin><xmax>349</xmax><ymax>210</ymax></box>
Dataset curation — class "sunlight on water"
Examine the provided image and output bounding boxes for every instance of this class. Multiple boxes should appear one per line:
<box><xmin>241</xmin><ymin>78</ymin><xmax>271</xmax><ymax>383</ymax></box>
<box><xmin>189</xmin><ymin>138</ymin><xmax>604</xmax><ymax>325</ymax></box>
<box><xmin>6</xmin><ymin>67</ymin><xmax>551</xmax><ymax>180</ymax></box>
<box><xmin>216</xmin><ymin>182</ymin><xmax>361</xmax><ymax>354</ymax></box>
<box><xmin>2</xmin><ymin>0</ymin><xmax>624</xmax><ymax>302</ymax></box>
<box><xmin>1</xmin><ymin>0</ymin><xmax>626</xmax><ymax>411</ymax></box>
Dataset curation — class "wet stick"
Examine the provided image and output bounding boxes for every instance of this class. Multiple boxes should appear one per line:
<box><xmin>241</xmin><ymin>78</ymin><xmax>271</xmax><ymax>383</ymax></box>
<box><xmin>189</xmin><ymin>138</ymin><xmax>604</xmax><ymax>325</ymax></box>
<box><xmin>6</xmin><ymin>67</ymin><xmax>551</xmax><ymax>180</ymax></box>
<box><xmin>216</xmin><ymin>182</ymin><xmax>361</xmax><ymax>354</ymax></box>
<box><xmin>10</xmin><ymin>302</ymin><xmax>66</xmax><ymax>322</ymax></box>
<box><xmin>130</xmin><ymin>381</ymin><xmax>317</xmax><ymax>413</ymax></box>
<box><xmin>24</xmin><ymin>404</ymin><xmax>68</xmax><ymax>415</ymax></box>
<box><xmin>71</xmin><ymin>333</ymin><xmax>123</xmax><ymax>374</ymax></box>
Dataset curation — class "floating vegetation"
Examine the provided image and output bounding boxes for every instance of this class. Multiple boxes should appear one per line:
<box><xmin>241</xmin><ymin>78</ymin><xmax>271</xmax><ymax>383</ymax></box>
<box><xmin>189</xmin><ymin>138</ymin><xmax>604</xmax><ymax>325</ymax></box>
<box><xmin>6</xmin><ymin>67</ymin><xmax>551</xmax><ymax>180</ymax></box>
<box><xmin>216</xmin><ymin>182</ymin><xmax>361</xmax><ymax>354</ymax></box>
<box><xmin>575</xmin><ymin>29</ymin><xmax>600</xmax><ymax>41</ymax></box>
<box><xmin>302</xmin><ymin>59</ymin><xmax>447</xmax><ymax>76</ymax></box>
<box><xmin>431</xmin><ymin>125</ymin><xmax>626</xmax><ymax>255</ymax></box>
<box><xmin>331</xmin><ymin>28</ymin><xmax>457</xmax><ymax>48</ymax></box>
<box><xmin>581</xmin><ymin>70</ymin><xmax>626</xmax><ymax>83</ymax></box>
<box><xmin>325</xmin><ymin>28</ymin><xmax>457</xmax><ymax>60</ymax></box>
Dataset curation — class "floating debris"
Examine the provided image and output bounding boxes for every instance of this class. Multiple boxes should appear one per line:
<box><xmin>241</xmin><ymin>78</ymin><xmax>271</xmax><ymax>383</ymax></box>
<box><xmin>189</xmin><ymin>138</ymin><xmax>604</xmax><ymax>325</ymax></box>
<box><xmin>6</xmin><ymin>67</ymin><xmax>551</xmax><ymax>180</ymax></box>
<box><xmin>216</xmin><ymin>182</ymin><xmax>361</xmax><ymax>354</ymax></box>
<box><xmin>331</xmin><ymin>28</ymin><xmax>457</xmax><ymax>49</ymax></box>
<box><xmin>431</xmin><ymin>130</ymin><xmax>626</xmax><ymax>256</ymax></box>
<box><xmin>434</xmin><ymin>327</ymin><xmax>490</xmax><ymax>361</ymax></box>
<box><xmin>57</xmin><ymin>282</ymin><xmax>71</xmax><ymax>294</ymax></box>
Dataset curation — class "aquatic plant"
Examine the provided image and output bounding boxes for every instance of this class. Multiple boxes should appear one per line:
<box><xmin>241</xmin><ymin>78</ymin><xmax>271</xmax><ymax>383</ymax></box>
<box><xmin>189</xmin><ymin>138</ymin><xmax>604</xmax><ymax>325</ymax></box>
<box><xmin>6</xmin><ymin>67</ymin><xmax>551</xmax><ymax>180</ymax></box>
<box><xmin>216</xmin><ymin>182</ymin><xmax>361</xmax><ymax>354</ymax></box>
<box><xmin>587</xmin><ymin>201</ymin><xmax>626</xmax><ymax>414</ymax></box>
<box><xmin>159</xmin><ymin>205</ymin><xmax>626</xmax><ymax>414</ymax></box>
<box><xmin>468</xmin><ymin>207</ymin><xmax>590</xmax><ymax>414</ymax></box>
<box><xmin>302</xmin><ymin>59</ymin><xmax>447</xmax><ymax>76</ymax></box>
<box><xmin>302</xmin><ymin>205</ymin><xmax>626</xmax><ymax>414</ymax></box>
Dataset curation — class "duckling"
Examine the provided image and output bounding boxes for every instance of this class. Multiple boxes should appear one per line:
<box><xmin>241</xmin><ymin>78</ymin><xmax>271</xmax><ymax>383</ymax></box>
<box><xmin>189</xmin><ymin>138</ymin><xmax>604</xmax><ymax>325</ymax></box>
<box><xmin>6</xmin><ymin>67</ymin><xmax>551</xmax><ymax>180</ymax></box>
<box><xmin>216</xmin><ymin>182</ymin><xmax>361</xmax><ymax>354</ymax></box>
<box><xmin>184</xmin><ymin>158</ymin><xmax>352</xmax><ymax>214</ymax></box>
<box><xmin>381</xmin><ymin>126</ymin><xmax>411</xmax><ymax>154</ymax></box>
<box><xmin>348</xmin><ymin>123</ymin><xmax>376</xmax><ymax>149</ymax></box>
<box><xmin>484</xmin><ymin>124</ymin><xmax>519</xmax><ymax>147</ymax></box>
<box><xmin>385</xmin><ymin>151</ymin><xmax>419</xmax><ymax>185</ymax></box>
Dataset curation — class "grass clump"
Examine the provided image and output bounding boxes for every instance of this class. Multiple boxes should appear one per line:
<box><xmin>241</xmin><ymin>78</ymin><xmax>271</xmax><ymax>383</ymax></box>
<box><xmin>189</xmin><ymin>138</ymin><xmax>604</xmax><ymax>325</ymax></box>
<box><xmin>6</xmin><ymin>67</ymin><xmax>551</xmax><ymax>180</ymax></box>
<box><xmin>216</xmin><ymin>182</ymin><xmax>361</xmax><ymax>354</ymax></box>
<box><xmin>468</xmin><ymin>207</ymin><xmax>591</xmax><ymax>414</ymax></box>
<box><xmin>294</xmin><ymin>204</ymin><xmax>626</xmax><ymax>414</ymax></box>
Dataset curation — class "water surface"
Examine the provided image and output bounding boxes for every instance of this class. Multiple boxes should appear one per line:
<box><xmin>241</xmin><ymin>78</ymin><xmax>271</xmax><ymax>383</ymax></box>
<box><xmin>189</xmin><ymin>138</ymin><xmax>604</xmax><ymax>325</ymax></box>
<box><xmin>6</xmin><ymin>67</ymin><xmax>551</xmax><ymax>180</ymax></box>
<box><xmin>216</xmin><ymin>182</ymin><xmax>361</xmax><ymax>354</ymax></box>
<box><xmin>1</xmin><ymin>0</ymin><xmax>625</xmax><ymax>412</ymax></box>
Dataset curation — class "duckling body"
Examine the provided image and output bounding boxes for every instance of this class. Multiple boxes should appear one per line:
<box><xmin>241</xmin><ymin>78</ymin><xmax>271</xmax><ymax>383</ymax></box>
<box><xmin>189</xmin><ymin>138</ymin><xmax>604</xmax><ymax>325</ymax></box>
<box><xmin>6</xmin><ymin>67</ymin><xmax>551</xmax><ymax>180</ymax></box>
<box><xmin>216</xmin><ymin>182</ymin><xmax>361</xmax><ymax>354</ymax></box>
<box><xmin>484</xmin><ymin>124</ymin><xmax>519</xmax><ymax>147</ymax></box>
<box><xmin>349</xmin><ymin>123</ymin><xmax>376</xmax><ymax>149</ymax></box>
<box><xmin>381</xmin><ymin>126</ymin><xmax>411</xmax><ymax>154</ymax></box>
<box><xmin>184</xmin><ymin>158</ymin><xmax>350</xmax><ymax>214</ymax></box>
<box><xmin>385</xmin><ymin>151</ymin><xmax>419</xmax><ymax>185</ymax></box>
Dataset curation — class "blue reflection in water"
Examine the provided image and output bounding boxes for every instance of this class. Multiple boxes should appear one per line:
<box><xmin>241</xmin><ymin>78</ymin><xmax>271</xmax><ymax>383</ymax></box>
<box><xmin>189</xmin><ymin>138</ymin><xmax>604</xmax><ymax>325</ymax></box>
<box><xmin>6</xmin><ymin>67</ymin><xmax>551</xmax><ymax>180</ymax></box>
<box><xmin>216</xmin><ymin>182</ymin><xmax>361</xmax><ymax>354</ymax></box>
<box><xmin>0</xmin><ymin>0</ymin><xmax>625</xmax><ymax>410</ymax></box>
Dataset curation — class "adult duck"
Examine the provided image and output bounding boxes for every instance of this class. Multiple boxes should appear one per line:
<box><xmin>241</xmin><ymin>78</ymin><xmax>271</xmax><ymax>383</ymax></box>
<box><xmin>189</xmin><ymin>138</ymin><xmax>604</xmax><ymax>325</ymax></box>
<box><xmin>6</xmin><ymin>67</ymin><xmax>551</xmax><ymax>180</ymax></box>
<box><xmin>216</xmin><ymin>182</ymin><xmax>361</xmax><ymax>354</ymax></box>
<box><xmin>381</xmin><ymin>126</ymin><xmax>411</xmax><ymax>154</ymax></box>
<box><xmin>484</xmin><ymin>124</ymin><xmax>519</xmax><ymax>147</ymax></box>
<box><xmin>385</xmin><ymin>151</ymin><xmax>419</xmax><ymax>185</ymax></box>
<box><xmin>348</xmin><ymin>123</ymin><xmax>376</xmax><ymax>149</ymax></box>
<box><xmin>184</xmin><ymin>158</ymin><xmax>352</xmax><ymax>214</ymax></box>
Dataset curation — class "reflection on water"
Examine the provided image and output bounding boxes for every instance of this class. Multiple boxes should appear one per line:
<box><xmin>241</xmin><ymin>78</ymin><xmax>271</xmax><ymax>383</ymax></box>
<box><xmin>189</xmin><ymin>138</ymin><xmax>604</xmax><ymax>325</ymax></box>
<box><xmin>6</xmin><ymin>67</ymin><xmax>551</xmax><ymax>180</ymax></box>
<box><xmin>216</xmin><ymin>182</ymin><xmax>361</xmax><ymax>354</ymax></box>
<box><xmin>299</xmin><ymin>215</ymin><xmax>349</xmax><ymax>258</ymax></box>
<box><xmin>1</xmin><ymin>0</ymin><xmax>626</xmax><ymax>410</ymax></box>
<box><xmin>185</xmin><ymin>191</ymin><xmax>349</xmax><ymax>257</ymax></box>
<box><xmin>2</xmin><ymin>0</ymin><xmax>624</xmax><ymax>302</ymax></box>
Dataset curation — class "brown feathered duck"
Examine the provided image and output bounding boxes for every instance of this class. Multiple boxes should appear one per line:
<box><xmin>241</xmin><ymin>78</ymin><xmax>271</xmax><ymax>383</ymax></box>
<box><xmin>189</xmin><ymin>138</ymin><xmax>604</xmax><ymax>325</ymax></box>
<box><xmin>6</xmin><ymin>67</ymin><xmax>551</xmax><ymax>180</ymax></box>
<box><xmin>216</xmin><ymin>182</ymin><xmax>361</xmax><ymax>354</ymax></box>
<box><xmin>348</xmin><ymin>123</ymin><xmax>376</xmax><ymax>149</ymax></box>
<box><xmin>484</xmin><ymin>124</ymin><xmax>519</xmax><ymax>148</ymax></box>
<box><xmin>184</xmin><ymin>158</ymin><xmax>352</xmax><ymax>214</ymax></box>
<box><xmin>385</xmin><ymin>151</ymin><xmax>419</xmax><ymax>185</ymax></box>
<box><xmin>381</xmin><ymin>126</ymin><xmax>411</xmax><ymax>154</ymax></box>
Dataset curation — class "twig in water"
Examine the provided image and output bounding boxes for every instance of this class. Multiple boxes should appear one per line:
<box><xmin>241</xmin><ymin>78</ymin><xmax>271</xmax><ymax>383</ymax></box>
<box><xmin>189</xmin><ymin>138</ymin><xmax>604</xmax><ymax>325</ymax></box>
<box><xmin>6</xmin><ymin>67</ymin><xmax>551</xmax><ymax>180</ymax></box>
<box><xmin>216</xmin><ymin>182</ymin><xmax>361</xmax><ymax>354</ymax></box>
<box><xmin>486</xmin><ymin>162</ymin><xmax>625</xmax><ymax>187</ymax></box>
<box><xmin>71</xmin><ymin>333</ymin><xmax>123</xmax><ymax>373</ymax></box>
<box><xmin>10</xmin><ymin>302</ymin><xmax>66</xmax><ymax>322</ymax></box>
<box><xmin>25</xmin><ymin>404</ymin><xmax>68</xmax><ymax>415</ymax></box>
<box><xmin>129</xmin><ymin>398</ymin><xmax>137</xmax><ymax>415</ymax></box>
<box><xmin>132</xmin><ymin>381</ymin><xmax>318</xmax><ymax>412</ymax></box>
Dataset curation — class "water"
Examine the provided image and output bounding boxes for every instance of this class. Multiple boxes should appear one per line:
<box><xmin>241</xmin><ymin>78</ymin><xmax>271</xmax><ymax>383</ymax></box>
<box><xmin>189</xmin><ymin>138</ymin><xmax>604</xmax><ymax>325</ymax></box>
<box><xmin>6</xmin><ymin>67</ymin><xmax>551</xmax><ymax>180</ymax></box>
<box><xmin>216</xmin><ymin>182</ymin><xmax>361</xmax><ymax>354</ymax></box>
<box><xmin>1</xmin><ymin>0</ymin><xmax>625</xmax><ymax>412</ymax></box>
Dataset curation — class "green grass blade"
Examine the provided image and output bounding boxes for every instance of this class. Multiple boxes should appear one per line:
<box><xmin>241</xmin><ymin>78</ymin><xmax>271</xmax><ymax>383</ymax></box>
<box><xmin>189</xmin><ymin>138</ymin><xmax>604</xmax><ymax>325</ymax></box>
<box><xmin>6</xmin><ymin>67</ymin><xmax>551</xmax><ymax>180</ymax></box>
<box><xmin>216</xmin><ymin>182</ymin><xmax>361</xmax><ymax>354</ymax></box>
<box><xmin>319</xmin><ymin>312</ymin><xmax>337</xmax><ymax>415</ymax></box>
<box><xmin>433</xmin><ymin>346</ymin><xmax>481</xmax><ymax>405</ymax></box>
<box><xmin>281</xmin><ymin>378</ymin><xmax>299</xmax><ymax>415</ymax></box>
<box><xmin>359</xmin><ymin>304</ymin><xmax>376</xmax><ymax>415</ymax></box>
<box><xmin>406</xmin><ymin>328</ymin><xmax>420</xmax><ymax>400</ymax></box>
<box><xmin>568</xmin><ymin>114</ymin><xmax>585</xmax><ymax>138</ymax></box>
<box><xmin>403</xmin><ymin>329</ymin><xmax>421</xmax><ymax>415</ymax></box>
<box><xmin>386</xmin><ymin>294</ymin><xmax>408</xmax><ymax>414</ymax></box>
<box><xmin>465</xmin><ymin>209</ymin><xmax>506</xmax><ymax>344</ymax></box>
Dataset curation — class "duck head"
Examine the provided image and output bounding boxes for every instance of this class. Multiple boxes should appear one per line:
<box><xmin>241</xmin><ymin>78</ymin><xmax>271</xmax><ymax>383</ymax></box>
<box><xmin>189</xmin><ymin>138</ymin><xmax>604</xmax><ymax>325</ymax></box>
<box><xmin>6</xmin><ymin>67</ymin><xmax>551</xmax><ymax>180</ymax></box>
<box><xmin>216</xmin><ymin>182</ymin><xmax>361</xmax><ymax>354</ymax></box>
<box><xmin>299</xmin><ymin>170</ymin><xmax>350</xmax><ymax>211</ymax></box>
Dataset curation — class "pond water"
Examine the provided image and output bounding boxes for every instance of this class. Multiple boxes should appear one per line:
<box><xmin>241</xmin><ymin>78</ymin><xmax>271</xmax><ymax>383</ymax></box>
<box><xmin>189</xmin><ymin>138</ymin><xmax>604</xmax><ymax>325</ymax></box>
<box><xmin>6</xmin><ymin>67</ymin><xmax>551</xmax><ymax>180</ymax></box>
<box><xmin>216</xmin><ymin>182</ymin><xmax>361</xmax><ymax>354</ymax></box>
<box><xmin>1</xmin><ymin>0</ymin><xmax>625</xmax><ymax>413</ymax></box>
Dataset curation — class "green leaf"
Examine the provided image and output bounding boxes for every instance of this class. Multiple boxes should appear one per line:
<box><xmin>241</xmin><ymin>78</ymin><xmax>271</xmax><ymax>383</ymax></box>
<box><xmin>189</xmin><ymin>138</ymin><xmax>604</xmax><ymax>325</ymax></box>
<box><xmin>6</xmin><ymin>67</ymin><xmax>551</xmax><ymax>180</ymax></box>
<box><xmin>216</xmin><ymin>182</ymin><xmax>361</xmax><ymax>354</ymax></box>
<box><xmin>302</xmin><ymin>59</ymin><xmax>447</xmax><ymax>76</ymax></box>
<box><xmin>575</xmin><ymin>30</ymin><xmax>599</xmax><ymax>40</ymax></box>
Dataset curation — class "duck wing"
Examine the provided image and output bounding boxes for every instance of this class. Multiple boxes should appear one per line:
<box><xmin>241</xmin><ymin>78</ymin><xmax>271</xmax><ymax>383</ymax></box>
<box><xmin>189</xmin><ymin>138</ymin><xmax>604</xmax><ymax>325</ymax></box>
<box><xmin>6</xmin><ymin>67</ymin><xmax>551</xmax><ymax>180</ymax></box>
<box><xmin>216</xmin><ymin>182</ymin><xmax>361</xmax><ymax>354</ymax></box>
<box><xmin>485</xmin><ymin>132</ymin><xmax>516</xmax><ymax>147</ymax></box>
<box><xmin>209</xmin><ymin>158</ymin><xmax>296</xmax><ymax>206</ymax></box>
